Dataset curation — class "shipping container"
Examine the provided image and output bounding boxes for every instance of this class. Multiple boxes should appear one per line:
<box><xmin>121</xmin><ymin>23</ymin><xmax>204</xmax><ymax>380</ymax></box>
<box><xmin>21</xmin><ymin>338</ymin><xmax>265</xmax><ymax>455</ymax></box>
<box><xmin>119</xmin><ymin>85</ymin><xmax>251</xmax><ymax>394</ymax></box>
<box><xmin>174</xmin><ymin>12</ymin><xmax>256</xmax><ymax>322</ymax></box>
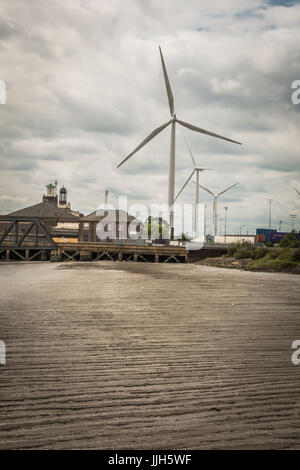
<box><xmin>256</xmin><ymin>228</ymin><xmax>277</xmax><ymax>243</ymax></box>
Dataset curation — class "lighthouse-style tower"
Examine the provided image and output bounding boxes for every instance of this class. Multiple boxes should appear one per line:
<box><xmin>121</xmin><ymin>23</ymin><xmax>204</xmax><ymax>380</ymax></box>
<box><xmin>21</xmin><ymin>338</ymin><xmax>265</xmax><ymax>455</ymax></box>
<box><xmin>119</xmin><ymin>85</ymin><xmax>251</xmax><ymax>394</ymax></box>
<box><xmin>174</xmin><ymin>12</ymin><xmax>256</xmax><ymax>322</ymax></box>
<box><xmin>43</xmin><ymin>182</ymin><xmax>58</xmax><ymax>206</ymax></box>
<box><xmin>58</xmin><ymin>185</ymin><xmax>71</xmax><ymax>210</ymax></box>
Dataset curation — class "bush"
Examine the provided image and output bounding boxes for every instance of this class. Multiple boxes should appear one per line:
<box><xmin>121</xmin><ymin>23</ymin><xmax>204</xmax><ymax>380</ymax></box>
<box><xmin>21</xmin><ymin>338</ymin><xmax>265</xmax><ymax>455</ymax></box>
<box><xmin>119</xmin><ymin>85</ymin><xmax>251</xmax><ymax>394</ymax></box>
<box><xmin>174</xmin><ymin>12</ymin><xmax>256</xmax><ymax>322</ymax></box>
<box><xmin>252</xmin><ymin>257</ymin><xmax>296</xmax><ymax>271</ymax></box>
<box><xmin>265</xmin><ymin>241</ymin><xmax>274</xmax><ymax>247</ymax></box>
<box><xmin>278</xmin><ymin>248</ymin><xmax>293</xmax><ymax>261</ymax></box>
<box><xmin>280</xmin><ymin>231</ymin><xmax>300</xmax><ymax>248</ymax></box>
<box><xmin>235</xmin><ymin>248</ymin><xmax>252</xmax><ymax>259</ymax></box>
<box><xmin>254</xmin><ymin>247</ymin><xmax>268</xmax><ymax>259</ymax></box>
<box><xmin>264</xmin><ymin>259</ymin><xmax>296</xmax><ymax>270</ymax></box>
<box><xmin>226</xmin><ymin>245</ymin><xmax>237</xmax><ymax>257</ymax></box>
<box><xmin>292</xmin><ymin>248</ymin><xmax>300</xmax><ymax>263</ymax></box>
<box><xmin>268</xmin><ymin>250</ymin><xmax>280</xmax><ymax>260</ymax></box>
<box><xmin>234</xmin><ymin>242</ymin><xmax>252</xmax><ymax>259</ymax></box>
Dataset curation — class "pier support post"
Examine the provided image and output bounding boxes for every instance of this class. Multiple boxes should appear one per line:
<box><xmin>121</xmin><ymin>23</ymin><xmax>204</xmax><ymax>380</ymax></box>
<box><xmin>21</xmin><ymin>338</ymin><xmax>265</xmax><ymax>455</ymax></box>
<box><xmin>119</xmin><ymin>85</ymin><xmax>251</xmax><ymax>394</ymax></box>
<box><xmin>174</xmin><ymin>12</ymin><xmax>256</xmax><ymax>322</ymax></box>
<box><xmin>133</xmin><ymin>252</ymin><xmax>138</xmax><ymax>262</ymax></box>
<box><xmin>25</xmin><ymin>249</ymin><xmax>29</xmax><ymax>261</ymax></box>
<box><xmin>41</xmin><ymin>251</ymin><xmax>47</xmax><ymax>261</ymax></box>
<box><xmin>6</xmin><ymin>250</ymin><xmax>10</xmax><ymax>261</ymax></box>
<box><xmin>80</xmin><ymin>251</ymin><xmax>92</xmax><ymax>261</ymax></box>
<box><xmin>155</xmin><ymin>253</ymin><xmax>159</xmax><ymax>263</ymax></box>
<box><xmin>50</xmin><ymin>249</ymin><xmax>62</xmax><ymax>262</ymax></box>
<box><xmin>118</xmin><ymin>251</ymin><xmax>123</xmax><ymax>262</ymax></box>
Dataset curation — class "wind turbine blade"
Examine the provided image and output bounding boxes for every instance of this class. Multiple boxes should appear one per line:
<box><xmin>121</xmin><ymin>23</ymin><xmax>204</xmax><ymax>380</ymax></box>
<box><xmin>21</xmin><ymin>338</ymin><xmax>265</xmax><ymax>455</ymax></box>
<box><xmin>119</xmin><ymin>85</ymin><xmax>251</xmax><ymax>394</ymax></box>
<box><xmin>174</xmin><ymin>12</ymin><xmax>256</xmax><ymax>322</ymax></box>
<box><xmin>159</xmin><ymin>46</ymin><xmax>174</xmax><ymax>116</ymax></box>
<box><xmin>117</xmin><ymin>120</ymin><xmax>172</xmax><ymax>168</ymax></box>
<box><xmin>176</xmin><ymin>119</ymin><xmax>242</xmax><ymax>145</ymax></box>
<box><xmin>295</xmin><ymin>188</ymin><xmax>300</xmax><ymax>196</ymax></box>
<box><xmin>217</xmin><ymin>182</ymin><xmax>239</xmax><ymax>197</ymax></box>
<box><xmin>193</xmin><ymin>182</ymin><xmax>215</xmax><ymax>197</ymax></box>
<box><xmin>183</xmin><ymin>135</ymin><xmax>196</xmax><ymax>167</ymax></box>
<box><xmin>174</xmin><ymin>169</ymin><xmax>195</xmax><ymax>202</ymax></box>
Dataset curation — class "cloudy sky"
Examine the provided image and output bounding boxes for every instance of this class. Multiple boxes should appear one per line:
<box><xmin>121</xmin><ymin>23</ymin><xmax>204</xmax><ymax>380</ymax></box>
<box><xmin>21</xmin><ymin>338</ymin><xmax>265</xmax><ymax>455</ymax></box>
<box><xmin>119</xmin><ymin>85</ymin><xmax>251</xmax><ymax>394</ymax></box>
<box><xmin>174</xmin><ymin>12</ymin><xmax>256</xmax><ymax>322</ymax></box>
<box><xmin>0</xmin><ymin>0</ymin><xmax>300</xmax><ymax>235</ymax></box>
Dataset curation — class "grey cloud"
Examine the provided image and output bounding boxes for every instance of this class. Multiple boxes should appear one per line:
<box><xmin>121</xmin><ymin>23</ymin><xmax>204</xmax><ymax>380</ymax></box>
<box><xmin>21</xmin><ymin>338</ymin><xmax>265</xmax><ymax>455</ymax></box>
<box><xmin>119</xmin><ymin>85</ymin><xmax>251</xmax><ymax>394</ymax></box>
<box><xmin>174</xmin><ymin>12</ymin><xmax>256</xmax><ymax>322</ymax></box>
<box><xmin>0</xmin><ymin>0</ymin><xmax>299</xmax><ymax>233</ymax></box>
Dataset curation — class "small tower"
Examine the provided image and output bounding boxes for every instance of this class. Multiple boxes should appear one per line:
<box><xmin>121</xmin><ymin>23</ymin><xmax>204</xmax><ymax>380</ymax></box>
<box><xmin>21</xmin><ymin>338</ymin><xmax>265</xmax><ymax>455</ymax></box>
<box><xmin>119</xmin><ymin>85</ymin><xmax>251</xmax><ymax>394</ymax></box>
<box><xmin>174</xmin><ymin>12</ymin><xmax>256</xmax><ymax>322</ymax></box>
<box><xmin>59</xmin><ymin>186</ymin><xmax>67</xmax><ymax>207</ymax></box>
<box><xmin>58</xmin><ymin>185</ymin><xmax>71</xmax><ymax>210</ymax></box>
<box><xmin>43</xmin><ymin>182</ymin><xmax>58</xmax><ymax>206</ymax></box>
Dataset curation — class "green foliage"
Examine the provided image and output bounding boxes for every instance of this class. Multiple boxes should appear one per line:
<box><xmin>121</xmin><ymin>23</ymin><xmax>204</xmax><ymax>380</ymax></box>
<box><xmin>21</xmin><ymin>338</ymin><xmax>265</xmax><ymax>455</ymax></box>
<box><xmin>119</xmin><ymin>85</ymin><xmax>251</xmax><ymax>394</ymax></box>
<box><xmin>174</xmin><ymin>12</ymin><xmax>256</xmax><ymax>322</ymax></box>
<box><xmin>265</xmin><ymin>241</ymin><xmax>274</xmax><ymax>247</ymax></box>
<box><xmin>263</xmin><ymin>259</ymin><xmax>296</xmax><ymax>270</ymax></box>
<box><xmin>225</xmin><ymin>243</ymin><xmax>300</xmax><ymax>271</ymax></box>
<box><xmin>251</xmin><ymin>246</ymin><xmax>298</xmax><ymax>271</ymax></box>
<box><xmin>233</xmin><ymin>242</ymin><xmax>252</xmax><ymax>260</ymax></box>
<box><xmin>180</xmin><ymin>233</ymin><xmax>191</xmax><ymax>242</ymax></box>
<box><xmin>234</xmin><ymin>247</ymin><xmax>252</xmax><ymax>259</ymax></box>
<box><xmin>280</xmin><ymin>231</ymin><xmax>300</xmax><ymax>248</ymax></box>
<box><xmin>292</xmin><ymin>248</ymin><xmax>300</xmax><ymax>263</ymax></box>
<box><xmin>278</xmin><ymin>248</ymin><xmax>293</xmax><ymax>261</ymax></box>
<box><xmin>226</xmin><ymin>245</ymin><xmax>237</xmax><ymax>257</ymax></box>
<box><xmin>143</xmin><ymin>216</ymin><xmax>170</xmax><ymax>240</ymax></box>
<box><xmin>268</xmin><ymin>250</ymin><xmax>280</xmax><ymax>260</ymax></box>
<box><xmin>225</xmin><ymin>242</ymin><xmax>252</xmax><ymax>259</ymax></box>
<box><xmin>254</xmin><ymin>247</ymin><xmax>268</xmax><ymax>259</ymax></box>
<box><xmin>252</xmin><ymin>256</ymin><xmax>296</xmax><ymax>271</ymax></box>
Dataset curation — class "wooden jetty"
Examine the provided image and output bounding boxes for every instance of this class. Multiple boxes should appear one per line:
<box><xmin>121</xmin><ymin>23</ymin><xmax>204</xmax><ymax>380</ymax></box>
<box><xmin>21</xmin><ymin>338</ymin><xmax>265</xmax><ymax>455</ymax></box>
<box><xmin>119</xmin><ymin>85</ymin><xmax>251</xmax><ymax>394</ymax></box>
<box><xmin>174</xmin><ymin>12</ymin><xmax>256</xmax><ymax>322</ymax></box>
<box><xmin>0</xmin><ymin>216</ymin><xmax>227</xmax><ymax>263</ymax></box>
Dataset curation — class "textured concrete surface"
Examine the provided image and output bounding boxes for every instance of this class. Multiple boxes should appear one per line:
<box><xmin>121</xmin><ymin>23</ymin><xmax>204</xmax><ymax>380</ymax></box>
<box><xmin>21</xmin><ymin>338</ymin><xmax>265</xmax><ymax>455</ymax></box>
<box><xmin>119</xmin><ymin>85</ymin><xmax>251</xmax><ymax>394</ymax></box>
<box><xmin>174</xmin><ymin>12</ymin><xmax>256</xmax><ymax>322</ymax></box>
<box><xmin>0</xmin><ymin>261</ymin><xmax>300</xmax><ymax>449</ymax></box>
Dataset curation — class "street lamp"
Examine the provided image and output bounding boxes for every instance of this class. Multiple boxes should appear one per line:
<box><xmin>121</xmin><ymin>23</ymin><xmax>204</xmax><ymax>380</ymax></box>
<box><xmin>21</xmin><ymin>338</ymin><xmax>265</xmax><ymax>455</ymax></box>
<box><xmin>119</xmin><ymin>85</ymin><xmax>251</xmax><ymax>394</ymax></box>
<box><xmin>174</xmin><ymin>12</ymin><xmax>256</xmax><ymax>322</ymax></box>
<box><xmin>267</xmin><ymin>199</ymin><xmax>274</xmax><ymax>230</ymax></box>
<box><xmin>239</xmin><ymin>225</ymin><xmax>245</xmax><ymax>242</ymax></box>
<box><xmin>289</xmin><ymin>214</ymin><xmax>297</xmax><ymax>231</ymax></box>
<box><xmin>224</xmin><ymin>206</ymin><xmax>228</xmax><ymax>245</ymax></box>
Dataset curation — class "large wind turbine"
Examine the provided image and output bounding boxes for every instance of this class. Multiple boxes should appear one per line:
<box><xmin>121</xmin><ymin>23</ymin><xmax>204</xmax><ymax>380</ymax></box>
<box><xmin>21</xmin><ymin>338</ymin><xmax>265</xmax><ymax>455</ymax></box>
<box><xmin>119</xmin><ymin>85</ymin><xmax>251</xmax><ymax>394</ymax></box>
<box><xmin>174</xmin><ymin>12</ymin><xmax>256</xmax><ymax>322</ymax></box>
<box><xmin>174</xmin><ymin>137</ymin><xmax>214</xmax><ymax>238</ymax></box>
<box><xmin>117</xmin><ymin>46</ymin><xmax>241</xmax><ymax>240</ymax></box>
<box><xmin>196</xmin><ymin>183</ymin><xmax>239</xmax><ymax>237</ymax></box>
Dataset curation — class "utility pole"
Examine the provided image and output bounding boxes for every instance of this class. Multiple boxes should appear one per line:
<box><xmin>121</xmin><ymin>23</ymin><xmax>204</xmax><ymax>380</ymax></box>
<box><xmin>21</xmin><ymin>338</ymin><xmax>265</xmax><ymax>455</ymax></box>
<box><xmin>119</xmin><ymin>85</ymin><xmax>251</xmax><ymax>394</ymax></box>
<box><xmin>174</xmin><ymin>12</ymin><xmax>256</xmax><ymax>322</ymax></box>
<box><xmin>105</xmin><ymin>190</ymin><xmax>108</xmax><ymax>206</ymax></box>
<box><xmin>279</xmin><ymin>220</ymin><xmax>282</xmax><ymax>232</ymax></box>
<box><xmin>239</xmin><ymin>225</ymin><xmax>244</xmax><ymax>242</ymax></box>
<box><xmin>224</xmin><ymin>206</ymin><xmax>228</xmax><ymax>245</ymax></box>
<box><xmin>267</xmin><ymin>199</ymin><xmax>274</xmax><ymax>230</ymax></box>
<box><xmin>204</xmin><ymin>204</ymin><xmax>207</xmax><ymax>241</ymax></box>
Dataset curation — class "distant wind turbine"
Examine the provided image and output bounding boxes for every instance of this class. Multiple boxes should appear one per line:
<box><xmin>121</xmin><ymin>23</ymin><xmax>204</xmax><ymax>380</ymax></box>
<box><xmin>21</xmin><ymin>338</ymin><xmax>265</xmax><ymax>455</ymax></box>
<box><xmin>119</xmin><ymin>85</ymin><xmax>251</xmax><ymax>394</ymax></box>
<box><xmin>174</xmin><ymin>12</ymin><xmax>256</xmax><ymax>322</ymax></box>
<box><xmin>295</xmin><ymin>188</ymin><xmax>300</xmax><ymax>196</ymax></box>
<box><xmin>117</xmin><ymin>46</ymin><xmax>241</xmax><ymax>240</ymax></box>
<box><xmin>195</xmin><ymin>182</ymin><xmax>239</xmax><ymax>237</ymax></box>
<box><xmin>174</xmin><ymin>136</ymin><xmax>214</xmax><ymax>238</ymax></box>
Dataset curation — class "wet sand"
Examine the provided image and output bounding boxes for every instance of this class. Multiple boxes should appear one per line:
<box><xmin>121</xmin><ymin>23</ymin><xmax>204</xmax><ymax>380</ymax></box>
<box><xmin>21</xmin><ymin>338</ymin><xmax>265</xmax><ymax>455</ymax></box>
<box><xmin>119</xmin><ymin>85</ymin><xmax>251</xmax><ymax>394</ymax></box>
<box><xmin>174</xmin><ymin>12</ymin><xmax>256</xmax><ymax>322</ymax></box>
<box><xmin>0</xmin><ymin>261</ymin><xmax>300</xmax><ymax>449</ymax></box>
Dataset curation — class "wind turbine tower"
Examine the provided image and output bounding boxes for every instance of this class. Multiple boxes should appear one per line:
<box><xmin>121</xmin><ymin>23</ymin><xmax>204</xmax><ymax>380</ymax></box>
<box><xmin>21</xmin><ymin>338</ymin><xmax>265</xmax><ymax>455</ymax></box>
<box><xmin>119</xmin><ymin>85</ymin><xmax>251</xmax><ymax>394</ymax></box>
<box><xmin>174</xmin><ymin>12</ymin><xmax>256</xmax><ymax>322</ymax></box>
<box><xmin>174</xmin><ymin>136</ymin><xmax>214</xmax><ymax>238</ymax></box>
<box><xmin>196</xmin><ymin>183</ymin><xmax>239</xmax><ymax>237</ymax></box>
<box><xmin>117</xmin><ymin>47</ymin><xmax>241</xmax><ymax>240</ymax></box>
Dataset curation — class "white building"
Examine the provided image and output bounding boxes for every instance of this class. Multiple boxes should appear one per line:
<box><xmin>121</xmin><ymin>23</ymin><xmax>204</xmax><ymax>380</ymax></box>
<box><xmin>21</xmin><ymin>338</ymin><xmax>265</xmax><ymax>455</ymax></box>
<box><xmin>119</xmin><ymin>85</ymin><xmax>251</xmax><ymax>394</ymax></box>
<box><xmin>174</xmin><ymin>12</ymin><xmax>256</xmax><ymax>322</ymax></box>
<box><xmin>214</xmin><ymin>234</ymin><xmax>256</xmax><ymax>245</ymax></box>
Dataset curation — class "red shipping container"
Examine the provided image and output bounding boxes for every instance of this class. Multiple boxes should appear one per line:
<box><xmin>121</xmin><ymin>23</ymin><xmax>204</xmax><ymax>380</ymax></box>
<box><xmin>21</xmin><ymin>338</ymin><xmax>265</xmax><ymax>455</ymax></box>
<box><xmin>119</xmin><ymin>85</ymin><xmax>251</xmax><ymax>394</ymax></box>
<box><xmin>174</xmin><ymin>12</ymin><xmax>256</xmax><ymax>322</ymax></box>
<box><xmin>256</xmin><ymin>234</ymin><xmax>266</xmax><ymax>243</ymax></box>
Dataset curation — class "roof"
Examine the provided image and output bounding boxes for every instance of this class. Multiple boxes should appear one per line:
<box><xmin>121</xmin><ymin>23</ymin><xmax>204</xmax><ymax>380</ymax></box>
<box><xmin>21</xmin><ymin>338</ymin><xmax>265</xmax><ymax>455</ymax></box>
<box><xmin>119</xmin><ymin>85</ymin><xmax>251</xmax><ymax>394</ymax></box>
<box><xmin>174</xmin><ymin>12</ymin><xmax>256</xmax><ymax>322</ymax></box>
<box><xmin>7</xmin><ymin>202</ymin><xmax>79</xmax><ymax>220</ymax></box>
<box><xmin>80</xmin><ymin>210</ymin><xmax>137</xmax><ymax>223</ymax></box>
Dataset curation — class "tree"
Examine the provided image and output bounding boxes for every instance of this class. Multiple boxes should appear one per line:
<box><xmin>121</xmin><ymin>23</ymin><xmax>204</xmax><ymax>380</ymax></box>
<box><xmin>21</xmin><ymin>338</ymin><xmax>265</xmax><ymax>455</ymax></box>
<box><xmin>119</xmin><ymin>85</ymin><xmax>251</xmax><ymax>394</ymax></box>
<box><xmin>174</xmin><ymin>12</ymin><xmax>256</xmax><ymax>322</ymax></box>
<box><xmin>280</xmin><ymin>230</ymin><xmax>300</xmax><ymax>248</ymax></box>
<box><xmin>143</xmin><ymin>216</ymin><xmax>170</xmax><ymax>240</ymax></box>
<box><xmin>179</xmin><ymin>233</ymin><xmax>191</xmax><ymax>242</ymax></box>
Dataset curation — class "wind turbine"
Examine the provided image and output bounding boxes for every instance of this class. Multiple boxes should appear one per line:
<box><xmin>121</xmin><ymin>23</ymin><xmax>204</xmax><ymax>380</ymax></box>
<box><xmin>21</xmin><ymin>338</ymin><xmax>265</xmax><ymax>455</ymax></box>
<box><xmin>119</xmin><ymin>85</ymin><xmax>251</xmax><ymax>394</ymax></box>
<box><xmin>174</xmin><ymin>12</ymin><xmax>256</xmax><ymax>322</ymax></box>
<box><xmin>117</xmin><ymin>46</ymin><xmax>241</xmax><ymax>240</ymax></box>
<box><xmin>174</xmin><ymin>136</ymin><xmax>214</xmax><ymax>238</ymax></box>
<box><xmin>195</xmin><ymin>182</ymin><xmax>239</xmax><ymax>237</ymax></box>
<box><xmin>295</xmin><ymin>188</ymin><xmax>300</xmax><ymax>196</ymax></box>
